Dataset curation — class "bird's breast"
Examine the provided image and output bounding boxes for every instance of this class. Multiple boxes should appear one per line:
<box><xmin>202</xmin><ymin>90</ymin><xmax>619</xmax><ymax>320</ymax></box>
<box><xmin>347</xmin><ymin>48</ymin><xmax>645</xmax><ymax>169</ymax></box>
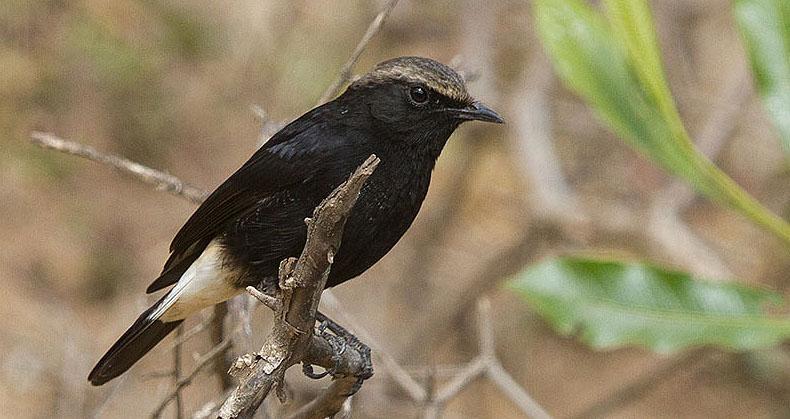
<box><xmin>326</xmin><ymin>155</ymin><xmax>433</xmax><ymax>286</ymax></box>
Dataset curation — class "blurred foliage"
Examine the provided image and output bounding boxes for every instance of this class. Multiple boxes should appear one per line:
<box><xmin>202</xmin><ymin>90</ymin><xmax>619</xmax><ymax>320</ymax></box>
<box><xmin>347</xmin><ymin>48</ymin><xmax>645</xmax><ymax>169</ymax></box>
<box><xmin>148</xmin><ymin>1</ymin><xmax>217</xmax><ymax>61</ymax></box>
<box><xmin>509</xmin><ymin>256</ymin><xmax>790</xmax><ymax>352</ymax></box>
<box><xmin>83</xmin><ymin>241</ymin><xmax>131</xmax><ymax>302</ymax></box>
<box><xmin>1</xmin><ymin>0</ymin><xmax>218</xmax><ymax>166</ymax></box>
<box><xmin>734</xmin><ymin>0</ymin><xmax>790</xmax><ymax>155</ymax></box>
<box><xmin>64</xmin><ymin>13</ymin><xmax>172</xmax><ymax>162</ymax></box>
<box><xmin>534</xmin><ymin>0</ymin><xmax>790</xmax><ymax>245</ymax></box>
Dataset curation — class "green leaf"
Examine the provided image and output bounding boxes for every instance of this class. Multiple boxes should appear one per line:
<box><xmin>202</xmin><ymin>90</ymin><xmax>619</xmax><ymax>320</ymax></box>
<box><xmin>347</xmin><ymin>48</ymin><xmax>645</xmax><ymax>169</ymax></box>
<box><xmin>534</xmin><ymin>0</ymin><xmax>790</xmax><ymax>245</ymax></box>
<box><xmin>603</xmin><ymin>0</ymin><xmax>686</xmax><ymax>141</ymax></box>
<box><xmin>508</xmin><ymin>257</ymin><xmax>790</xmax><ymax>352</ymax></box>
<box><xmin>734</xmin><ymin>0</ymin><xmax>790</xmax><ymax>154</ymax></box>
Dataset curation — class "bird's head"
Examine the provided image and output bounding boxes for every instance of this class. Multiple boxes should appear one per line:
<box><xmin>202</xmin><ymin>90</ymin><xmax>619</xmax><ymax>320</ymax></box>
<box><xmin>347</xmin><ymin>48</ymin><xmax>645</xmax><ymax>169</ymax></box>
<box><xmin>341</xmin><ymin>56</ymin><xmax>503</xmax><ymax>155</ymax></box>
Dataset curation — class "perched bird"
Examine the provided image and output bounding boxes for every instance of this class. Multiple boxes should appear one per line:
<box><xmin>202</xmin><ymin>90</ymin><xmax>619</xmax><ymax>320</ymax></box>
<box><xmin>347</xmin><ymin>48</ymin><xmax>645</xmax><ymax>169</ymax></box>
<box><xmin>88</xmin><ymin>56</ymin><xmax>503</xmax><ymax>385</ymax></box>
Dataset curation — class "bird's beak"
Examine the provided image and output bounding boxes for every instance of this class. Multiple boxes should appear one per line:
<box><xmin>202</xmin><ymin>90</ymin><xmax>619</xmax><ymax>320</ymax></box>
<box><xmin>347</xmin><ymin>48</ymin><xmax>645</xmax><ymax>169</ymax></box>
<box><xmin>449</xmin><ymin>101</ymin><xmax>504</xmax><ymax>124</ymax></box>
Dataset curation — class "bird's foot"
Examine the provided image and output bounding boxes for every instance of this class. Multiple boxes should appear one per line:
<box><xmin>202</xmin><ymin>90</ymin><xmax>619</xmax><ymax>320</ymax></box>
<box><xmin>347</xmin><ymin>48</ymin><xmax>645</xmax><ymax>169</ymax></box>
<box><xmin>301</xmin><ymin>313</ymin><xmax>373</xmax><ymax>396</ymax></box>
<box><xmin>342</xmin><ymin>334</ymin><xmax>373</xmax><ymax>396</ymax></box>
<box><xmin>302</xmin><ymin>319</ymin><xmax>347</xmax><ymax>379</ymax></box>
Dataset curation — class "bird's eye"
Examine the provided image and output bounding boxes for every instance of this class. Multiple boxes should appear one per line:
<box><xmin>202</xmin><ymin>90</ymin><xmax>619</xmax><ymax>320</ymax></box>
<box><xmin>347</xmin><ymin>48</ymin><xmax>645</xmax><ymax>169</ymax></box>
<box><xmin>409</xmin><ymin>85</ymin><xmax>429</xmax><ymax>105</ymax></box>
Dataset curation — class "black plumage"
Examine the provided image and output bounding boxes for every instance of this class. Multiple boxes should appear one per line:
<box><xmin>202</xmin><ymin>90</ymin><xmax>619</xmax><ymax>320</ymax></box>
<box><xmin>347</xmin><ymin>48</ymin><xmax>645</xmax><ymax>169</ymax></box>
<box><xmin>88</xmin><ymin>56</ymin><xmax>503</xmax><ymax>386</ymax></box>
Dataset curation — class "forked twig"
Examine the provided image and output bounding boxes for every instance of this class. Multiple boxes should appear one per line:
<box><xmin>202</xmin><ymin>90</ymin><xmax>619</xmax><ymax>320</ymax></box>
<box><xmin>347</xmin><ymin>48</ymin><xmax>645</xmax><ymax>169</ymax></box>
<box><xmin>152</xmin><ymin>339</ymin><xmax>234</xmax><ymax>418</ymax></box>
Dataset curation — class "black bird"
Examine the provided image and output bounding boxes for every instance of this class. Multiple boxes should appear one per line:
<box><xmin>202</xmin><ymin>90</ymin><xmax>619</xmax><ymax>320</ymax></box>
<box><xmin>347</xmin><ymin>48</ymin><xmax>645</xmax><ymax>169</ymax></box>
<box><xmin>88</xmin><ymin>56</ymin><xmax>503</xmax><ymax>386</ymax></box>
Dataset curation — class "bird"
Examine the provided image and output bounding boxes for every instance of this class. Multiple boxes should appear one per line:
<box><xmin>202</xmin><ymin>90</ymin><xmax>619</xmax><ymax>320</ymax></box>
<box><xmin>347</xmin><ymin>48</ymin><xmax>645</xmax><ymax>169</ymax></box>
<box><xmin>88</xmin><ymin>56</ymin><xmax>503</xmax><ymax>386</ymax></box>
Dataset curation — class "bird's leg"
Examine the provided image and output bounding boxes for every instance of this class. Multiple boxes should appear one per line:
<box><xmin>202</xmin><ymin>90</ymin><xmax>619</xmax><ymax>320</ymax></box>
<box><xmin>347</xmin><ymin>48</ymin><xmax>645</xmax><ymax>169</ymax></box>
<box><xmin>301</xmin><ymin>311</ymin><xmax>373</xmax><ymax>395</ymax></box>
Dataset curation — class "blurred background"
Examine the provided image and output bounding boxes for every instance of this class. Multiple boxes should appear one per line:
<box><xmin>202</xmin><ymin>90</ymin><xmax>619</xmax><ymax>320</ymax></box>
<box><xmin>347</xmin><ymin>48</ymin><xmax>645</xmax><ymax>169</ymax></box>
<box><xmin>2</xmin><ymin>0</ymin><xmax>788</xmax><ymax>417</ymax></box>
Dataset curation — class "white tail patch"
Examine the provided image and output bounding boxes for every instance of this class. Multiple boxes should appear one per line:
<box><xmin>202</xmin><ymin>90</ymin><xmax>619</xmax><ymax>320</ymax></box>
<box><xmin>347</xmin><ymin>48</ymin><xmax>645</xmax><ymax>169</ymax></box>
<box><xmin>151</xmin><ymin>240</ymin><xmax>242</xmax><ymax>322</ymax></box>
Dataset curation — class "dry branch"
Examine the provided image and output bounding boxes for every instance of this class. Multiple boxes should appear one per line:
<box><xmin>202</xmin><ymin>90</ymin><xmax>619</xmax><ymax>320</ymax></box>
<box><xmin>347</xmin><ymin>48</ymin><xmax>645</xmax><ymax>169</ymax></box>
<box><xmin>569</xmin><ymin>349</ymin><xmax>710</xmax><ymax>419</ymax></box>
<box><xmin>152</xmin><ymin>339</ymin><xmax>234</xmax><ymax>418</ymax></box>
<box><xmin>31</xmin><ymin>132</ymin><xmax>207</xmax><ymax>204</ymax></box>
<box><xmin>167</xmin><ymin>312</ymin><xmax>215</xmax><ymax>351</ymax></box>
<box><xmin>319</xmin><ymin>291</ymin><xmax>429</xmax><ymax>402</ymax></box>
<box><xmin>173</xmin><ymin>325</ymin><xmax>184</xmax><ymax>419</ymax></box>
<box><xmin>317</xmin><ymin>0</ymin><xmax>400</xmax><ymax>103</ymax></box>
<box><xmin>218</xmin><ymin>155</ymin><xmax>380</xmax><ymax>419</ymax></box>
<box><xmin>421</xmin><ymin>299</ymin><xmax>552</xmax><ymax>419</ymax></box>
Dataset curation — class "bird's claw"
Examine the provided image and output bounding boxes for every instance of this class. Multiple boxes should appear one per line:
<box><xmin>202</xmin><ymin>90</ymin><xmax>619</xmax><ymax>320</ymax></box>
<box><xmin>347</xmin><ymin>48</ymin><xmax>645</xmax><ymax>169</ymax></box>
<box><xmin>300</xmin><ymin>316</ymin><xmax>373</xmax><ymax>397</ymax></box>
<box><xmin>301</xmin><ymin>320</ymin><xmax>347</xmax><ymax>380</ymax></box>
<box><xmin>301</xmin><ymin>362</ymin><xmax>331</xmax><ymax>379</ymax></box>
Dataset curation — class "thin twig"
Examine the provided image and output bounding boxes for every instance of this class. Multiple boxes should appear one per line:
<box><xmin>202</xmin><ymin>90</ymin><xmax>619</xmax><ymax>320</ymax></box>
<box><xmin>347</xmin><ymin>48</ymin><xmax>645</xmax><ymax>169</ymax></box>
<box><xmin>487</xmin><ymin>363</ymin><xmax>552</xmax><ymax>419</ymax></box>
<box><xmin>152</xmin><ymin>339</ymin><xmax>234</xmax><ymax>418</ymax></box>
<box><xmin>569</xmin><ymin>349</ymin><xmax>710</xmax><ymax>419</ymax></box>
<box><xmin>478</xmin><ymin>299</ymin><xmax>552</xmax><ymax>419</ymax></box>
<box><xmin>31</xmin><ymin>132</ymin><xmax>208</xmax><ymax>203</ymax></box>
<box><xmin>173</xmin><ymin>325</ymin><xmax>184</xmax><ymax>419</ymax></box>
<box><xmin>317</xmin><ymin>0</ymin><xmax>400</xmax><ymax>103</ymax></box>
<box><xmin>421</xmin><ymin>298</ymin><xmax>553</xmax><ymax>419</ymax></box>
<box><xmin>246</xmin><ymin>286</ymin><xmax>281</xmax><ymax>312</ymax></box>
<box><xmin>433</xmin><ymin>358</ymin><xmax>487</xmax><ymax>405</ymax></box>
<box><xmin>29</xmin><ymin>131</ymin><xmax>250</xmax><ymax>398</ymax></box>
<box><xmin>211</xmin><ymin>303</ymin><xmax>235</xmax><ymax>391</ymax></box>
<box><xmin>167</xmin><ymin>312</ymin><xmax>215</xmax><ymax>350</ymax></box>
<box><xmin>320</xmin><ymin>291</ymin><xmax>428</xmax><ymax>402</ymax></box>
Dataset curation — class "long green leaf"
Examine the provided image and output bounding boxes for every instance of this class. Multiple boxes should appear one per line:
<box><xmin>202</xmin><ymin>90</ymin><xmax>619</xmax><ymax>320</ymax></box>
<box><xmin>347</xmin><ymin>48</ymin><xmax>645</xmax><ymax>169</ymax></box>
<box><xmin>534</xmin><ymin>0</ymin><xmax>790</xmax><ymax>245</ymax></box>
<box><xmin>734</xmin><ymin>0</ymin><xmax>790</xmax><ymax>154</ymax></box>
<box><xmin>508</xmin><ymin>257</ymin><xmax>790</xmax><ymax>352</ymax></box>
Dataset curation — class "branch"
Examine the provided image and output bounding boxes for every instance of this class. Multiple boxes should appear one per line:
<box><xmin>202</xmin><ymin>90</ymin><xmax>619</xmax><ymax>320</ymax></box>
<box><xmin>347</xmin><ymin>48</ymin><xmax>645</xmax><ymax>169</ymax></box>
<box><xmin>173</xmin><ymin>325</ymin><xmax>184</xmax><ymax>419</ymax></box>
<box><xmin>167</xmin><ymin>312</ymin><xmax>215</xmax><ymax>350</ymax></box>
<box><xmin>30</xmin><ymin>127</ymin><xmax>400</xmax><ymax>419</ymax></box>
<box><xmin>152</xmin><ymin>339</ymin><xmax>234</xmax><ymax>418</ymax></box>
<box><xmin>421</xmin><ymin>299</ymin><xmax>553</xmax><ymax>419</ymax></box>
<box><xmin>569</xmin><ymin>349</ymin><xmax>710</xmax><ymax>419</ymax></box>
<box><xmin>30</xmin><ymin>132</ymin><xmax>208</xmax><ymax>204</ymax></box>
<box><xmin>317</xmin><ymin>0</ymin><xmax>400</xmax><ymax>103</ymax></box>
<box><xmin>319</xmin><ymin>291</ymin><xmax>428</xmax><ymax>402</ymax></box>
<box><xmin>218</xmin><ymin>155</ymin><xmax>380</xmax><ymax>419</ymax></box>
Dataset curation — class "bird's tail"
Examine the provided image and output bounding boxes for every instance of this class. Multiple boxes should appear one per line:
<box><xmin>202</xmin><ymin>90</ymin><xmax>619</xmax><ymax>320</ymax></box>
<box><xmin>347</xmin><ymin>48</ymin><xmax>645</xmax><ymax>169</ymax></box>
<box><xmin>88</xmin><ymin>295</ymin><xmax>183</xmax><ymax>386</ymax></box>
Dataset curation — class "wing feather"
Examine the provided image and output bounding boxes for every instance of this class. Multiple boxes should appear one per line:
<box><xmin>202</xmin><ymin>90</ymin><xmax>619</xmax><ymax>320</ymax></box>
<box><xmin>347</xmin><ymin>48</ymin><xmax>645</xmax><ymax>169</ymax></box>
<box><xmin>148</xmin><ymin>105</ymin><xmax>340</xmax><ymax>292</ymax></box>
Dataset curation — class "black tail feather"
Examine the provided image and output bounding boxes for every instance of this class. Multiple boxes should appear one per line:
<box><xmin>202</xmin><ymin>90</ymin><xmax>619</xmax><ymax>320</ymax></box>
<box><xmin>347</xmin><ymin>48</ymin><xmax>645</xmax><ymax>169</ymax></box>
<box><xmin>88</xmin><ymin>297</ymin><xmax>182</xmax><ymax>386</ymax></box>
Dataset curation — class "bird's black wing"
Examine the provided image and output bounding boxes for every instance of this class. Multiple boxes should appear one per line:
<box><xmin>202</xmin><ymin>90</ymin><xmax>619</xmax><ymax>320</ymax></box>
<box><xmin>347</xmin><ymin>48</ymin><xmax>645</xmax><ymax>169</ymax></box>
<box><xmin>147</xmin><ymin>105</ymin><xmax>345</xmax><ymax>293</ymax></box>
